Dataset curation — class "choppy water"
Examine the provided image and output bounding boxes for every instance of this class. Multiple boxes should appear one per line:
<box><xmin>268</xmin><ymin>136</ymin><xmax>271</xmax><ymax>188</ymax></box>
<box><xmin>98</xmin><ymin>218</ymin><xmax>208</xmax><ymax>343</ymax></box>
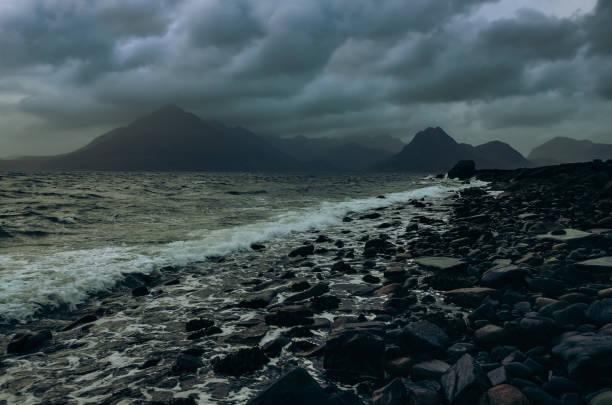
<box><xmin>0</xmin><ymin>171</ymin><xmax>456</xmax><ymax>323</ymax></box>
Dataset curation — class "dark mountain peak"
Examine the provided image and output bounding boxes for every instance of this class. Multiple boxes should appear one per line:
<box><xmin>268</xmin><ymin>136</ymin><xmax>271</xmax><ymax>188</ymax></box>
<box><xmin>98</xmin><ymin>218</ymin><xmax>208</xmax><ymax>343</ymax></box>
<box><xmin>528</xmin><ymin>136</ymin><xmax>612</xmax><ymax>165</ymax></box>
<box><xmin>410</xmin><ymin>126</ymin><xmax>457</xmax><ymax>147</ymax></box>
<box><xmin>131</xmin><ymin>104</ymin><xmax>201</xmax><ymax>129</ymax></box>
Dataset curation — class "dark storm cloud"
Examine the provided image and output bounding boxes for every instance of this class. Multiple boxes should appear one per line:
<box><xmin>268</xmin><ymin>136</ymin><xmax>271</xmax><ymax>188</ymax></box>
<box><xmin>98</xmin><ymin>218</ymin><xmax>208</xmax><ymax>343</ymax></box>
<box><xmin>0</xmin><ymin>0</ymin><xmax>610</xmax><ymax>157</ymax></box>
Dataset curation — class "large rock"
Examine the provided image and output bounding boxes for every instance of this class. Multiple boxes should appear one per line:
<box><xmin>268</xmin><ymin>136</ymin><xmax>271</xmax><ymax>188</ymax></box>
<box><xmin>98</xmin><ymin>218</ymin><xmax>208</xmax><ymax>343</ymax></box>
<box><xmin>576</xmin><ymin>257</ymin><xmax>612</xmax><ymax>272</ymax></box>
<box><xmin>400</xmin><ymin>320</ymin><xmax>449</xmax><ymax>354</ymax></box>
<box><xmin>170</xmin><ymin>354</ymin><xmax>203</xmax><ymax>375</ymax></box>
<box><xmin>323</xmin><ymin>329</ymin><xmax>385</xmax><ymax>383</ymax></box>
<box><xmin>480</xmin><ymin>264</ymin><xmax>529</xmax><ymax>288</ymax></box>
<box><xmin>212</xmin><ymin>347</ymin><xmax>269</xmax><ymax>376</ymax></box>
<box><xmin>415</xmin><ymin>257</ymin><xmax>468</xmax><ymax>273</ymax></box>
<box><xmin>238</xmin><ymin>289</ymin><xmax>278</xmax><ymax>309</ymax></box>
<box><xmin>445</xmin><ymin>288</ymin><xmax>500</xmax><ymax>308</ymax></box>
<box><xmin>372</xmin><ymin>378</ymin><xmax>409</xmax><ymax>405</ymax></box>
<box><xmin>448</xmin><ymin>160</ymin><xmax>476</xmax><ymax>180</ymax></box>
<box><xmin>440</xmin><ymin>354</ymin><xmax>490</xmax><ymax>404</ymax></box>
<box><xmin>587</xmin><ymin>299</ymin><xmax>612</xmax><ymax>325</ymax></box>
<box><xmin>284</xmin><ymin>283</ymin><xmax>329</xmax><ymax>303</ymax></box>
<box><xmin>479</xmin><ymin>384</ymin><xmax>530</xmax><ymax>405</ymax></box>
<box><xmin>412</xmin><ymin>359</ymin><xmax>450</xmax><ymax>380</ymax></box>
<box><xmin>288</xmin><ymin>244</ymin><xmax>315</xmax><ymax>257</ymax></box>
<box><xmin>265</xmin><ymin>305</ymin><xmax>314</xmax><ymax>326</ymax></box>
<box><xmin>6</xmin><ymin>330</ymin><xmax>52</xmax><ymax>354</ymax></box>
<box><xmin>536</xmin><ymin>229</ymin><xmax>595</xmax><ymax>244</ymax></box>
<box><xmin>552</xmin><ymin>332</ymin><xmax>612</xmax><ymax>380</ymax></box>
<box><xmin>474</xmin><ymin>325</ymin><xmax>507</xmax><ymax>347</ymax></box>
<box><xmin>247</xmin><ymin>367</ymin><xmax>350</xmax><ymax>405</ymax></box>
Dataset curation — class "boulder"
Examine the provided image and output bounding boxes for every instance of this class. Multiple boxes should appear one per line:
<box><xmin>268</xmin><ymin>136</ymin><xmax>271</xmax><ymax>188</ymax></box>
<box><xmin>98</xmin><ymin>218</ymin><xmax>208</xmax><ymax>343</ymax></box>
<box><xmin>412</xmin><ymin>359</ymin><xmax>450</xmax><ymax>380</ymax></box>
<box><xmin>238</xmin><ymin>289</ymin><xmax>278</xmax><ymax>309</ymax></box>
<box><xmin>474</xmin><ymin>325</ymin><xmax>507</xmax><ymax>347</ymax></box>
<box><xmin>481</xmin><ymin>264</ymin><xmax>529</xmax><ymax>288</ymax></box>
<box><xmin>445</xmin><ymin>288</ymin><xmax>500</xmax><ymax>308</ymax></box>
<box><xmin>170</xmin><ymin>354</ymin><xmax>203</xmax><ymax>375</ymax></box>
<box><xmin>576</xmin><ymin>257</ymin><xmax>612</xmax><ymax>272</ymax></box>
<box><xmin>285</xmin><ymin>283</ymin><xmax>329</xmax><ymax>303</ymax></box>
<box><xmin>400</xmin><ymin>320</ymin><xmax>449</xmax><ymax>354</ymax></box>
<box><xmin>288</xmin><ymin>244</ymin><xmax>315</xmax><ymax>257</ymax></box>
<box><xmin>372</xmin><ymin>378</ymin><xmax>409</xmax><ymax>405</ymax></box>
<box><xmin>324</xmin><ymin>329</ymin><xmax>385</xmax><ymax>383</ymax></box>
<box><xmin>479</xmin><ymin>384</ymin><xmax>530</xmax><ymax>405</ymax></box>
<box><xmin>212</xmin><ymin>347</ymin><xmax>269</xmax><ymax>376</ymax></box>
<box><xmin>552</xmin><ymin>332</ymin><xmax>612</xmax><ymax>380</ymax></box>
<box><xmin>6</xmin><ymin>330</ymin><xmax>52</xmax><ymax>354</ymax></box>
<box><xmin>247</xmin><ymin>368</ymin><xmax>349</xmax><ymax>405</ymax></box>
<box><xmin>448</xmin><ymin>160</ymin><xmax>476</xmax><ymax>180</ymax></box>
<box><xmin>415</xmin><ymin>257</ymin><xmax>468</xmax><ymax>273</ymax></box>
<box><xmin>440</xmin><ymin>354</ymin><xmax>490</xmax><ymax>404</ymax></box>
<box><xmin>587</xmin><ymin>299</ymin><xmax>612</xmax><ymax>325</ymax></box>
<box><xmin>265</xmin><ymin>305</ymin><xmax>314</xmax><ymax>326</ymax></box>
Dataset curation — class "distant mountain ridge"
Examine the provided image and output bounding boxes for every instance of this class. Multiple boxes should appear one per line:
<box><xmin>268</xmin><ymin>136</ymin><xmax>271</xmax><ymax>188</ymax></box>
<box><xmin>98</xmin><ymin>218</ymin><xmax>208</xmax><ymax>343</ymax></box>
<box><xmin>527</xmin><ymin>136</ymin><xmax>612</xmax><ymax>166</ymax></box>
<box><xmin>0</xmin><ymin>106</ymin><xmax>543</xmax><ymax>173</ymax></box>
<box><xmin>379</xmin><ymin>127</ymin><xmax>532</xmax><ymax>172</ymax></box>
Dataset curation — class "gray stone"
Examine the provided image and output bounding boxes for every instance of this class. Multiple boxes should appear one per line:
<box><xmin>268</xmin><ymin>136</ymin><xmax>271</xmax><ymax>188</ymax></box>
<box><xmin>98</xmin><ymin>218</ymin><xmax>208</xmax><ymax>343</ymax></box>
<box><xmin>552</xmin><ymin>332</ymin><xmax>612</xmax><ymax>379</ymax></box>
<box><xmin>400</xmin><ymin>320</ymin><xmax>450</xmax><ymax>354</ymax></box>
<box><xmin>481</xmin><ymin>264</ymin><xmax>529</xmax><ymax>288</ymax></box>
<box><xmin>440</xmin><ymin>354</ymin><xmax>490</xmax><ymax>404</ymax></box>
<box><xmin>415</xmin><ymin>257</ymin><xmax>468</xmax><ymax>272</ymax></box>
<box><xmin>587</xmin><ymin>299</ymin><xmax>612</xmax><ymax>325</ymax></box>
<box><xmin>412</xmin><ymin>359</ymin><xmax>450</xmax><ymax>380</ymax></box>
<box><xmin>576</xmin><ymin>257</ymin><xmax>612</xmax><ymax>272</ymax></box>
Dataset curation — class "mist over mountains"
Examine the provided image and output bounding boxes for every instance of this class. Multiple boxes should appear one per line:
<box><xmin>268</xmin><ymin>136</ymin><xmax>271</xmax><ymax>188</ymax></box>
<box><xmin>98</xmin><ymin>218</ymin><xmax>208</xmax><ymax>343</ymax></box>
<box><xmin>0</xmin><ymin>106</ymin><xmax>608</xmax><ymax>173</ymax></box>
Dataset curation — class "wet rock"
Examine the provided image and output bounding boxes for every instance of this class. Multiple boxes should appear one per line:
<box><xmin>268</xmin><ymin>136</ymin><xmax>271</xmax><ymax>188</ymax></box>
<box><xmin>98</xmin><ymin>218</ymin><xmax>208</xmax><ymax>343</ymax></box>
<box><xmin>221</xmin><ymin>322</ymin><xmax>268</xmax><ymax>345</ymax></box>
<box><xmin>6</xmin><ymin>329</ymin><xmax>52</xmax><ymax>354</ymax></box>
<box><xmin>551</xmin><ymin>332</ymin><xmax>612</xmax><ymax>380</ymax></box>
<box><xmin>247</xmin><ymin>367</ymin><xmax>350</xmax><ymax>405</ymax></box>
<box><xmin>481</xmin><ymin>264</ymin><xmax>529</xmax><ymax>288</ymax></box>
<box><xmin>185</xmin><ymin>318</ymin><xmax>214</xmax><ymax>332</ymax></box>
<box><xmin>187</xmin><ymin>326</ymin><xmax>222</xmax><ymax>340</ymax></box>
<box><xmin>361</xmin><ymin>212</ymin><xmax>382</xmax><ymax>220</ymax></box>
<box><xmin>415</xmin><ymin>256</ymin><xmax>468</xmax><ymax>272</ymax></box>
<box><xmin>132</xmin><ymin>286</ymin><xmax>149</xmax><ymax>297</ymax></box>
<box><xmin>212</xmin><ymin>347</ymin><xmax>269</xmax><ymax>376</ymax></box>
<box><xmin>542</xmin><ymin>376</ymin><xmax>581</xmax><ymax>396</ymax></box>
<box><xmin>262</xmin><ymin>337</ymin><xmax>290</xmax><ymax>357</ymax></box>
<box><xmin>479</xmin><ymin>384</ymin><xmax>530</xmax><ymax>405</ymax></box>
<box><xmin>586</xmin><ymin>299</ymin><xmax>612</xmax><ymax>325</ymax></box>
<box><xmin>440</xmin><ymin>354</ymin><xmax>490</xmax><ymax>404</ymax></box>
<box><xmin>552</xmin><ymin>303</ymin><xmax>588</xmax><ymax>326</ymax></box>
<box><xmin>522</xmin><ymin>387</ymin><xmax>562</xmax><ymax>405</ymax></box>
<box><xmin>412</xmin><ymin>359</ymin><xmax>450</xmax><ymax>380</ymax></box>
<box><xmin>487</xmin><ymin>366</ymin><xmax>508</xmax><ymax>386</ymax></box>
<box><xmin>288</xmin><ymin>244</ymin><xmax>315</xmax><ymax>257</ymax></box>
<box><xmin>400</xmin><ymin>320</ymin><xmax>449</xmax><ymax>354</ymax></box>
<box><xmin>140</xmin><ymin>357</ymin><xmax>161</xmax><ymax>369</ymax></box>
<box><xmin>589</xmin><ymin>390</ymin><xmax>612</xmax><ymax>405</ymax></box>
<box><xmin>385</xmin><ymin>357</ymin><xmax>413</xmax><ymax>376</ymax></box>
<box><xmin>250</xmin><ymin>243</ymin><xmax>266</xmax><ymax>251</ymax></box>
<box><xmin>474</xmin><ymin>325</ymin><xmax>507</xmax><ymax>347</ymax></box>
<box><xmin>445</xmin><ymin>288</ymin><xmax>500</xmax><ymax>308</ymax></box>
<box><xmin>536</xmin><ymin>229</ymin><xmax>595</xmax><ymax>244</ymax></box>
<box><xmin>448</xmin><ymin>160</ymin><xmax>476</xmax><ymax>180</ymax></box>
<box><xmin>311</xmin><ymin>295</ymin><xmax>341</xmax><ymax>312</ymax></box>
<box><xmin>238</xmin><ymin>289</ymin><xmax>278</xmax><ymax>309</ymax></box>
<box><xmin>324</xmin><ymin>329</ymin><xmax>385</xmax><ymax>383</ymax></box>
<box><xmin>285</xmin><ymin>283</ymin><xmax>329</xmax><ymax>303</ymax></box>
<box><xmin>265</xmin><ymin>305</ymin><xmax>314</xmax><ymax>326</ymax></box>
<box><xmin>363</xmin><ymin>274</ymin><xmax>381</xmax><ymax>284</ymax></box>
<box><xmin>63</xmin><ymin>314</ymin><xmax>98</xmax><ymax>331</ymax></box>
<box><xmin>170</xmin><ymin>354</ymin><xmax>202</xmax><ymax>375</ymax></box>
<box><xmin>511</xmin><ymin>316</ymin><xmax>561</xmax><ymax>347</ymax></box>
<box><xmin>372</xmin><ymin>378</ymin><xmax>409</xmax><ymax>405</ymax></box>
<box><xmin>364</xmin><ymin>238</ymin><xmax>396</xmax><ymax>257</ymax></box>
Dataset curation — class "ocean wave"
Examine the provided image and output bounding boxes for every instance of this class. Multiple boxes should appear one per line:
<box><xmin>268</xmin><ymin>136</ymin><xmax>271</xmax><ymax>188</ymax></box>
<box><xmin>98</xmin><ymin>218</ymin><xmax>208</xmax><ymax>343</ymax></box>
<box><xmin>0</xmin><ymin>184</ymin><xmax>458</xmax><ymax>323</ymax></box>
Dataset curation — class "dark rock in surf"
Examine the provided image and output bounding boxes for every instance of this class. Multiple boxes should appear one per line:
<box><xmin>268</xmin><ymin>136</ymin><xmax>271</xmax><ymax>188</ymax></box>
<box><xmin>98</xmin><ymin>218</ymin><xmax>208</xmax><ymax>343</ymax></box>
<box><xmin>185</xmin><ymin>318</ymin><xmax>214</xmax><ymax>332</ymax></box>
<box><xmin>400</xmin><ymin>320</ymin><xmax>449</xmax><ymax>355</ymax></box>
<box><xmin>132</xmin><ymin>286</ymin><xmax>149</xmax><ymax>297</ymax></box>
<box><xmin>63</xmin><ymin>314</ymin><xmax>98</xmax><ymax>331</ymax></box>
<box><xmin>285</xmin><ymin>283</ymin><xmax>329</xmax><ymax>303</ymax></box>
<box><xmin>170</xmin><ymin>354</ymin><xmax>203</xmax><ymax>375</ymax></box>
<box><xmin>264</xmin><ymin>305</ymin><xmax>314</xmax><ymax>326</ymax></box>
<box><xmin>212</xmin><ymin>347</ymin><xmax>269</xmax><ymax>376</ymax></box>
<box><xmin>288</xmin><ymin>244</ymin><xmax>315</xmax><ymax>257</ymax></box>
<box><xmin>323</xmin><ymin>329</ymin><xmax>386</xmax><ymax>383</ymax></box>
<box><xmin>448</xmin><ymin>160</ymin><xmax>476</xmax><ymax>180</ymax></box>
<box><xmin>247</xmin><ymin>367</ymin><xmax>351</xmax><ymax>405</ymax></box>
<box><xmin>6</xmin><ymin>329</ymin><xmax>52</xmax><ymax>354</ymax></box>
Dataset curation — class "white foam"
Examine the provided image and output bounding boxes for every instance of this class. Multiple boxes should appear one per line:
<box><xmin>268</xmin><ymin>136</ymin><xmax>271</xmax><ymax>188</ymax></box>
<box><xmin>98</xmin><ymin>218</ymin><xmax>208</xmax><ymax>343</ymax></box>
<box><xmin>0</xmin><ymin>184</ymin><xmax>459</xmax><ymax>322</ymax></box>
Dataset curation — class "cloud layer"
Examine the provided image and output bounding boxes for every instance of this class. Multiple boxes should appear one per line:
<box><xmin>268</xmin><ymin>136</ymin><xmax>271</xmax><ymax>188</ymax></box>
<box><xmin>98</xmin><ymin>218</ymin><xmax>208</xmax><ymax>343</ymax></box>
<box><xmin>0</xmin><ymin>0</ymin><xmax>609</xmax><ymax>156</ymax></box>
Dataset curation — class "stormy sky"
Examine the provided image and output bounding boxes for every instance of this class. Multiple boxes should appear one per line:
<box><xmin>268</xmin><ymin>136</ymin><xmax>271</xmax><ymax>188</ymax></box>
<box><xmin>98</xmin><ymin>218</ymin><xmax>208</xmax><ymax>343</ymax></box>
<box><xmin>0</xmin><ymin>0</ymin><xmax>610</xmax><ymax>157</ymax></box>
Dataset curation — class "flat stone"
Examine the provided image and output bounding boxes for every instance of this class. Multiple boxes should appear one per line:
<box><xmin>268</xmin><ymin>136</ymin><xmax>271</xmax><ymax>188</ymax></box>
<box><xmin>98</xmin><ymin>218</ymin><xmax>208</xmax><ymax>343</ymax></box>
<box><xmin>536</xmin><ymin>229</ymin><xmax>595</xmax><ymax>243</ymax></box>
<box><xmin>445</xmin><ymin>287</ymin><xmax>500</xmax><ymax>308</ymax></box>
<box><xmin>265</xmin><ymin>305</ymin><xmax>313</xmax><ymax>326</ymax></box>
<box><xmin>285</xmin><ymin>283</ymin><xmax>329</xmax><ymax>303</ymax></box>
<box><xmin>481</xmin><ymin>264</ymin><xmax>529</xmax><ymax>288</ymax></box>
<box><xmin>577</xmin><ymin>257</ymin><xmax>612</xmax><ymax>272</ymax></box>
<box><xmin>411</xmin><ymin>359</ymin><xmax>450</xmax><ymax>380</ymax></box>
<box><xmin>415</xmin><ymin>257</ymin><xmax>468</xmax><ymax>272</ymax></box>
<box><xmin>474</xmin><ymin>324</ymin><xmax>507</xmax><ymax>347</ymax></box>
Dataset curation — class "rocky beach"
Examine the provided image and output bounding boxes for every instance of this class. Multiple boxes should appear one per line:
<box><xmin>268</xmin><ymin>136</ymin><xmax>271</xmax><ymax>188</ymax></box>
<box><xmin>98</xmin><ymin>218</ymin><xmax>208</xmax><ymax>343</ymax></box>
<box><xmin>1</xmin><ymin>160</ymin><xmax>611</xmax><ymax>405</ymax></box>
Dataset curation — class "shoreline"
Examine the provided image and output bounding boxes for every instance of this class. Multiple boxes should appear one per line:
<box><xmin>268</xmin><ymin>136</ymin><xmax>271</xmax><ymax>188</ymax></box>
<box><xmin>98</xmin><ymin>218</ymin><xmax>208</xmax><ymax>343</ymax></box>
<box><xmin>1</xmin><ymin>161</ymin><xmax>611</xmax><ymax>404</ymax></box>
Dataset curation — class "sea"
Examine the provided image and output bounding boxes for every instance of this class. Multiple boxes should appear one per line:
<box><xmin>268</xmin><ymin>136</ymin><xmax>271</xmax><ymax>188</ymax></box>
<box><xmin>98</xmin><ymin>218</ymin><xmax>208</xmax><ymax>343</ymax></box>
<box><xmin>0</xmin><ymin>171</ymin><xmax>459</xmax><ymax>324</ymax></box>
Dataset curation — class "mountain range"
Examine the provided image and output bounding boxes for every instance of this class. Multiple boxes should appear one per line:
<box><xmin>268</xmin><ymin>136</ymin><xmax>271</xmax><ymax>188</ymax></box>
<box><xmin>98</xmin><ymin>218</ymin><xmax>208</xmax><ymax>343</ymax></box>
<box><xmin>0</xmin><ymin>105</ymin><xmax>609</xmax><ymax>173</ymax></box>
